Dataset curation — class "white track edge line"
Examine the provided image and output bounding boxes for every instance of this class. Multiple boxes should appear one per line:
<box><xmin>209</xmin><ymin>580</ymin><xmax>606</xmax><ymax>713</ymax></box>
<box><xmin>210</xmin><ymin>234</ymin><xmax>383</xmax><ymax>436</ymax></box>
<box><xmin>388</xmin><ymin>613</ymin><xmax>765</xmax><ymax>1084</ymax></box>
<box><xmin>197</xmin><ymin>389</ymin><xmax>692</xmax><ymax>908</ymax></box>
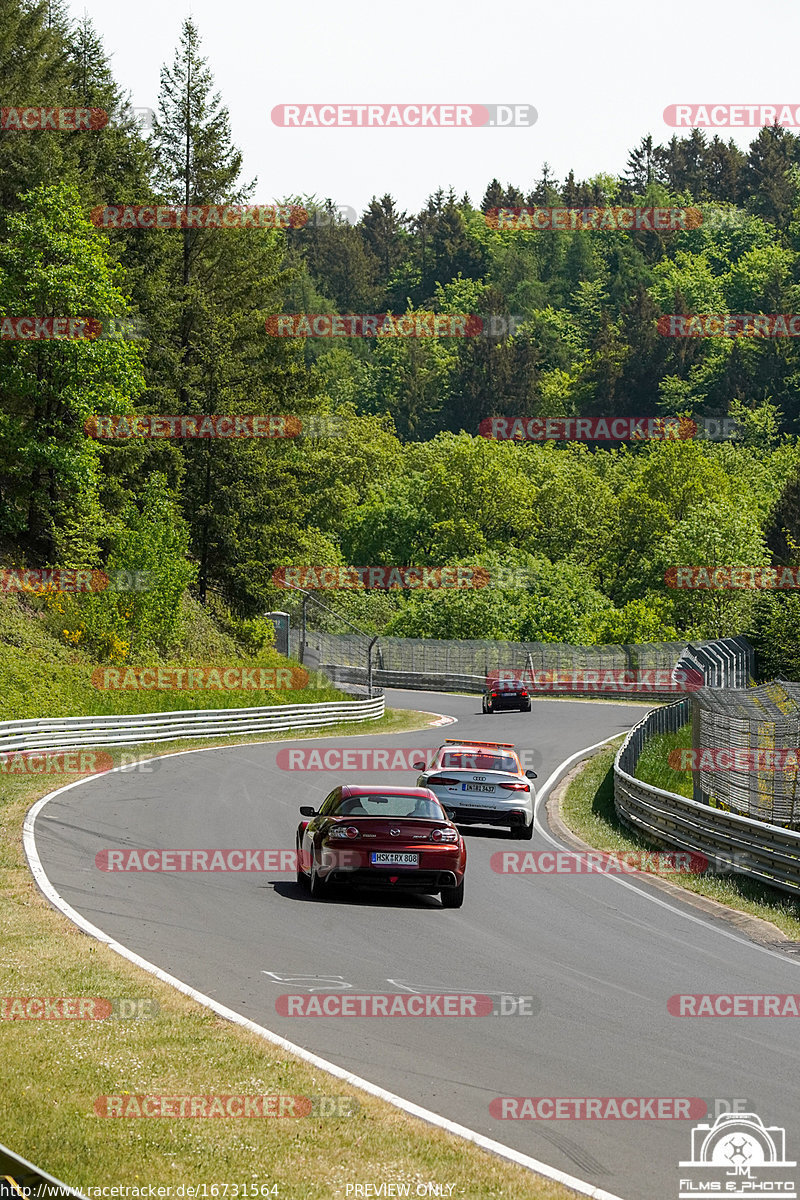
<box><xmin>24</xmin><ymin>746</ymin><xmax>625</xmax><ymax>1200</ymax></box>
<box><xmin>535</xmin><ymin>736</ymin><xmax>800</xmax><ymax>969</ymax></box>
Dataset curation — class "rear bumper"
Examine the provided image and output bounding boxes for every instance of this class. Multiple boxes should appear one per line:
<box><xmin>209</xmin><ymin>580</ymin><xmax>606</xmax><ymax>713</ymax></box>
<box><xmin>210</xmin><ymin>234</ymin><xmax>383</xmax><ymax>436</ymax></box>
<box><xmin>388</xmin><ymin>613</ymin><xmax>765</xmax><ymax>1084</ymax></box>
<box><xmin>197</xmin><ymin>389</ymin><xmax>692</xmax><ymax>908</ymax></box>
<box><xmin>427</xmin><ymin>787</ymin><xmax>533</xmax><ymax>826</ymax></box>
<box><xmin>443</xmin><ymin>805</ymin><xmax>531</xmax><ymax>827</ymax></box>
<box><xmin>486</xmin><ymin>695</ymin><xmax>530</xmax><ymax>708</ymax></box>
<box><xmin>326</xmin><ymin>868</ymin><xmax>461</xmax><ymax>890</ymax></box>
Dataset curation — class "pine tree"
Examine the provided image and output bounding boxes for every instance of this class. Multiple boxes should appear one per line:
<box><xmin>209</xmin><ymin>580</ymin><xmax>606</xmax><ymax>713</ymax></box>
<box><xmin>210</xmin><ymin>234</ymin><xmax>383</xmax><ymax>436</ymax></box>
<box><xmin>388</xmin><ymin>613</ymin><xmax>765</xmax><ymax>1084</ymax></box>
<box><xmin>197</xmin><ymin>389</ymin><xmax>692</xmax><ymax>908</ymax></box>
<box><xmin>480</xmin><ymin>180</ymin><xmax>504</xmax><ymax>211</ymax></box>
<box><xmin>504</xmin><ymin>184</ymin><xmax>526</xmax><ymax>207</ymax></box>
<box><xmin>0</xmin><ymin>0</ymin><xmax>75</xmax><ymax>216</ymax></box>
<box><xmin>745</xmin><ymin>126</ymin><xmax>799</xmax><ymax>224</ymax></box>
<box><xmin>529</xmin><ymin>163</ymin><xmax>559</xmax><ymax>206</ymax></box>
<box><xmin>705</xmin><ymin>135</ymin><xmax>746</xmax><ymax>203</ymax></box>
<box><xmin>624</xmin><ymin>135</ymin><xmax>657</xmax><ymax>192</ymax></box>
<box><xmin>147</xmin><ymin>19</ymin><xmax>313</xmax><ymax>607</ymax></box>
<box><xmin>66</xmin><ymin>16</ymin><xmax>155</xmax><ymax>208</ymax></box>
<box><xmin>424</xmin><ymin>200</ymin><xmax>486</xmax><ymax>296</ymax></box>
<box><xmin>361</xmin><ymin>195</ymin><xmax>409</xmax><ymax>291</ymax></box>
<box><xmin>562</xmin><ymin>170</ymin><xmax>581</xmax><ymax>207</ymax></box>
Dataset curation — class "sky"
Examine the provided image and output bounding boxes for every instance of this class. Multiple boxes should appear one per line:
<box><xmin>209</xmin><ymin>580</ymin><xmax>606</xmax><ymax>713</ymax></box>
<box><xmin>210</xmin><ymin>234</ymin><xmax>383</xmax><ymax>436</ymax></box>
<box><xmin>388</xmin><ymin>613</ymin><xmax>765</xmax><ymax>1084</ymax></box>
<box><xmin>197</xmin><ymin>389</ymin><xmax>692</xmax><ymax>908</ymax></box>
<box><xmin>83</xmin><ymin>0</ymin><xmax>800</xmax><ymax>217</ymax></box>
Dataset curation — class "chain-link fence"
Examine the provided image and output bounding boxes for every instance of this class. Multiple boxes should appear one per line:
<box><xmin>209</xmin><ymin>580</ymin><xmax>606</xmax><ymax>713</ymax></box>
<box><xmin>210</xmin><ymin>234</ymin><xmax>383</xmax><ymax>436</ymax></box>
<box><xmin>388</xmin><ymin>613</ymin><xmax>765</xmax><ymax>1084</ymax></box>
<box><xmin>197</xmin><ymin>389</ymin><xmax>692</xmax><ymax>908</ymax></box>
<box><xmin>294</xmin><ymin>631</ymin><xmax>753</xmax><ymax>698</ymax></box>
<box><xmin>615</xmin><ymin>701</ymin><xmax>800</xmax><ymax>896</ymax></box>
<box><xmin>691</xmin><ymin>680</ymin><xmax>800</xmax><ymax>826</ymax></box>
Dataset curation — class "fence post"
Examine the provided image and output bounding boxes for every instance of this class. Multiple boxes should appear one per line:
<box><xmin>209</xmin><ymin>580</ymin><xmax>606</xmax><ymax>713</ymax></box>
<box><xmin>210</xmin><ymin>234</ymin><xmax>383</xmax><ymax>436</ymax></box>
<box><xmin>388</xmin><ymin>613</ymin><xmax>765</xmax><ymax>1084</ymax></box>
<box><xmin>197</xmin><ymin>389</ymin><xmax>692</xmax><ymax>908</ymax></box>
<box><xmin>691</xmin><ymin>696</ymin><xmax>704</xmax><ymax>804</ymax></box>
<box><xmin>300</xmin><ymin>592</ymin><xmax>311</xmax><ymax>665</ymax></box>
<box><xmin>367</xmin><ymin>636</ymin><xmax>379</xmax><ymax>699</ymax></box>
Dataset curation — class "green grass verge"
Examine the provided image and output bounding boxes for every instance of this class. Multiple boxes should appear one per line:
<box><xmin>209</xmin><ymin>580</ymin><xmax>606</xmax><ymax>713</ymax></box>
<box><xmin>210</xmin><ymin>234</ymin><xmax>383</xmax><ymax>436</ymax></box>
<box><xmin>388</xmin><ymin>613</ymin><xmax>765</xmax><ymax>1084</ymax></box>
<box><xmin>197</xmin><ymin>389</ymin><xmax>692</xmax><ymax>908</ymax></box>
<box><xmin>633</xmin><ymin>725</ymin><xmax>693</xmax><ymax>798</ymax></box>
<box><xmin>0</xmin><ymin>710</ymin><xmax>577</xmax><ymax>1200</ymax></box>
<box><xmin>0</xmin><ymin>592</ymin><xmax>350</xmax><ymax>719</ymax></box>
<box><xmin>560</xmin><ymin>741</ymin><xmax>800</xmax><ymax>941</ymax></box>
<box><xmin>0</xmin><ymin>644</ymin><xmax>346</xmax><ymax>720</ymax></box>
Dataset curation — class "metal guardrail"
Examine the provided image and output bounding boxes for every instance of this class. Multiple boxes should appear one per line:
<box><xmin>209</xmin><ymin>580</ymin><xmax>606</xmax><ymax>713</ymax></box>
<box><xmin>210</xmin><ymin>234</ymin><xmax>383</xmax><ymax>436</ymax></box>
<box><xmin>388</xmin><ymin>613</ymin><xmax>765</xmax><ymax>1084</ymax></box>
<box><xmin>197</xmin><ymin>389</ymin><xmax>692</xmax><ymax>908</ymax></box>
<box><xmin>321</xmin><ymin>664</ymin><xmax>487</xmax><ymax>693</ymax></box>
<box><xmin>325</xmin><ymin>664</ymin><xmax>695</xmax><ymax>699</ymax></box>
<box><xmin>614</xmin><ymin>701</ymin><xmax>800</xmax><ymax>899</ymax></box>
<box><xmin>0</xmin><ymin>1140</ymin><xmax>87</xmax><ymax>1198</ymax></box>
<box><xmin>0</xmin><ymin>697</ymin><xmax>385</xmax><ymax>755</ymax></box>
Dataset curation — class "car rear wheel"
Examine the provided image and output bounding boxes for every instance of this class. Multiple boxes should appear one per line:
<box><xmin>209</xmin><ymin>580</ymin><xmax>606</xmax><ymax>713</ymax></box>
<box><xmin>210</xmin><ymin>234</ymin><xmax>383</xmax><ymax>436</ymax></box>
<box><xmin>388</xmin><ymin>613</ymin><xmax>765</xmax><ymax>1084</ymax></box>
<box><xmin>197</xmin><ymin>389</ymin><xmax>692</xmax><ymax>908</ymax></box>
<box><xmin>440</xmin><ymin>879</ymin><xmax>464</xmax><ymax>908</ymax></box>
<box><xmin>309</xmin><ymin>862</ymin><xmax>328</xmax><ymax>900</ymax></box>
<box><xmin>513</xmin><ymin>821</ymin><xmax>534</xmax><ymax>840</ymax></box>
<box><xmin>520</xmin><ymin>703</ymin><xmax>531</xmax><ymax>712</ymax></box>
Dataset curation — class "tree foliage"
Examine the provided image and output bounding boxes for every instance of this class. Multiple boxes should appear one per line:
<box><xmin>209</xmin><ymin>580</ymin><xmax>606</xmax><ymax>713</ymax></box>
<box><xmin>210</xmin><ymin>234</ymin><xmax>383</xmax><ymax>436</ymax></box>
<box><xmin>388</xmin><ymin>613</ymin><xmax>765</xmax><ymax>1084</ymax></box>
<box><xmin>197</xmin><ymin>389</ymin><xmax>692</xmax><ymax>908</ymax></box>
<box><xmin>4</xmin><ymin>0</ymin><xmax>800</xmax><ymax>668</ymax></box>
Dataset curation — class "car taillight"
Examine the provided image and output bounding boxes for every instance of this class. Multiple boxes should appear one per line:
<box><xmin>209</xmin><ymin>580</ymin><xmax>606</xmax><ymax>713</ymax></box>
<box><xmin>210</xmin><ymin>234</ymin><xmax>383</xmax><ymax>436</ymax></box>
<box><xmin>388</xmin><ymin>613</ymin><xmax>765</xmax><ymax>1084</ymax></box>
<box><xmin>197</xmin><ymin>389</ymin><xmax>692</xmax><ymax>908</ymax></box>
<box><xmin>427</xmin><ymin>775</ymin><xmax>461</xmax><ymax>786</ymax></box>
<box><xmin>491</xmin><ymin>691</ymin><xmax>500</xmax><ymax>697</ymax></box>
<box><xmin>431</xmin><ymin>828</ymin><xmax>459</xmax><ymax>842</ymax></box>
<box><xmin>499</xmin><ymin>782</ymin><xmax>529</xmax><ymax>791</ymax></box>
<box><xmin>519</xmin><ymin>689</ymin><xmax>528</xmax><ymax>697</ymax></box>
<box><xmin>329</xmin><ymin>826</ymin><xmax>360</xmax><ymax>839</ymax></box>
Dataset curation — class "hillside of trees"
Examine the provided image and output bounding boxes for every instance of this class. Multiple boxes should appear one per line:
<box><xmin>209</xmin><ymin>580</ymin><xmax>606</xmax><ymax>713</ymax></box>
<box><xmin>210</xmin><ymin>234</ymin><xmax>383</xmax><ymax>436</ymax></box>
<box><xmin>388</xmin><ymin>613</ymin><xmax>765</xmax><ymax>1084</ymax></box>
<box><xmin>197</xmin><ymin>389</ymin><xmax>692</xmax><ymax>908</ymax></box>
<box><xmin>3</xmin><ymin>0</ymin><xmax>800</xmax><ymax>680</ymax></box>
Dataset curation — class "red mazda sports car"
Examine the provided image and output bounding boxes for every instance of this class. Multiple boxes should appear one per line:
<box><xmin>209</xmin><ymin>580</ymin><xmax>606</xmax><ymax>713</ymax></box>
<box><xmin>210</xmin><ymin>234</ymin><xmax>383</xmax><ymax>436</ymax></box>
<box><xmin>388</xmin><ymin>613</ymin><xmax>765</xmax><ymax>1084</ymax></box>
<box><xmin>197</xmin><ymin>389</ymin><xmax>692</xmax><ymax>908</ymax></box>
<box><xmin>296</xmin><ymin>784</ymin><xmax>466</xmax><ymax>907</ymax></box>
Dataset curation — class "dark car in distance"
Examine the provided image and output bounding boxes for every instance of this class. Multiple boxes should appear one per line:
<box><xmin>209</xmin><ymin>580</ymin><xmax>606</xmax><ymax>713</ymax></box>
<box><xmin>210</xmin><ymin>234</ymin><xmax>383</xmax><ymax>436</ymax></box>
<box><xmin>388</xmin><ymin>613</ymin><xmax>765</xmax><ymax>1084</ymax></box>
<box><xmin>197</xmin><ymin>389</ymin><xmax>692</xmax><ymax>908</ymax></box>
<box><xmin>296</xmin><ymin>784</ymin><xmax>467</xmax><ymax>907</ymax></box>
<box><xmin>482</xmin><ymin>674</ymin><xmax>531</xmax><ymax>713</ymax></box>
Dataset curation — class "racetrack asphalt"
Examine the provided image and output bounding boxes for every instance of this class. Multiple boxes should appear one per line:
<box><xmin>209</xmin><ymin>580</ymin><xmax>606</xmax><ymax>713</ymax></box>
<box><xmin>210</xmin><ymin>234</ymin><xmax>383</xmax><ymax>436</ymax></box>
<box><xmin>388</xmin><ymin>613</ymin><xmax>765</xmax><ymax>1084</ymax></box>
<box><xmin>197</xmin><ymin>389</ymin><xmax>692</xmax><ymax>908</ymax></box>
<box><xmin>30</xmin><ymin>690</ymin><xmax>800</xmax><ymax>1199</ymax></box>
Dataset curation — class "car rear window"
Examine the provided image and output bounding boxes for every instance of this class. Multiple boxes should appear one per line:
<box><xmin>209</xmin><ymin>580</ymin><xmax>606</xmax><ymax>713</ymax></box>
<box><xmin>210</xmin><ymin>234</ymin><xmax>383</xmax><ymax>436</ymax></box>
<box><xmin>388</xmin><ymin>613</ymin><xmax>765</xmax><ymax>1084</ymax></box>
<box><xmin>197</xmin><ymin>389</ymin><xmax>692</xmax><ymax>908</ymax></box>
<box><xmin>440</xmin><ymin>751</ymin><xmax>518</xmax><ymax>773</ymax></box>
<box><xmin>332</xmin><ymin>793</ymin><xmax>446</xmax><ymax>819</ymax></box>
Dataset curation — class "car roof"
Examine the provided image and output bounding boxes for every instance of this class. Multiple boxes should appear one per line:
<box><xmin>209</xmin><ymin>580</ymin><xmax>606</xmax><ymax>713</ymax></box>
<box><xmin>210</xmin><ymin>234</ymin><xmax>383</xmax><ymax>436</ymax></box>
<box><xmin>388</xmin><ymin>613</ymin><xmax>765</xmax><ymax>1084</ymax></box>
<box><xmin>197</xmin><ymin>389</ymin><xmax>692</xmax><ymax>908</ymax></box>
<box><xmin>438</xmin><ymin>744</ymin><xmax>517</xmax><ymax>754</ymax></box>
<box><xmin>340</xmin><ymin>784</ymin><xmax>437</xmax><ymax>798</ymax></box>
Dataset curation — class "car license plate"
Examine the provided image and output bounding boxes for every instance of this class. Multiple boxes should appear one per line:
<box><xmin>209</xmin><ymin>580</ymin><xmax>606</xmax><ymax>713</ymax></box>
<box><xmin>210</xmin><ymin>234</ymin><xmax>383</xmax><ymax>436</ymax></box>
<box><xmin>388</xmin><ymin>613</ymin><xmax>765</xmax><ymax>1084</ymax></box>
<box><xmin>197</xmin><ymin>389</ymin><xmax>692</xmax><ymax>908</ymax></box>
<box><xmin>370</xmin><ymin>852</ymin><xmax>418</xmax><ymax>866</ymax></box>
<box><xmin>464</xmin><ymin>783</ymin><xmax>494</xmax><ymax>793</ymax></box>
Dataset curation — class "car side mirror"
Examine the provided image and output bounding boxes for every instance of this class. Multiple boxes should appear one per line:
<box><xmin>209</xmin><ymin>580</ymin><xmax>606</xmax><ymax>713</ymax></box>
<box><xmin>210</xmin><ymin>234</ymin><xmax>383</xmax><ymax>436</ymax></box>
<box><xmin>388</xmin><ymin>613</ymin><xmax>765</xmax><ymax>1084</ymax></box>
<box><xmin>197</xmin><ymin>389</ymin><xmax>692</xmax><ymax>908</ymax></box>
<box><xmin>526</xmin><ymin>770</ymin><xmax>537</xmax><ymax>780</ymax></box>
<box><xmin>299</xmin><ymin>806</ymin><xmax>316</xmax><ymax>816</ymax></box>
<box><xmin>412</xmin><ymin>760</ymin><xmax>426</xmax><ymax>771</ymax></box>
